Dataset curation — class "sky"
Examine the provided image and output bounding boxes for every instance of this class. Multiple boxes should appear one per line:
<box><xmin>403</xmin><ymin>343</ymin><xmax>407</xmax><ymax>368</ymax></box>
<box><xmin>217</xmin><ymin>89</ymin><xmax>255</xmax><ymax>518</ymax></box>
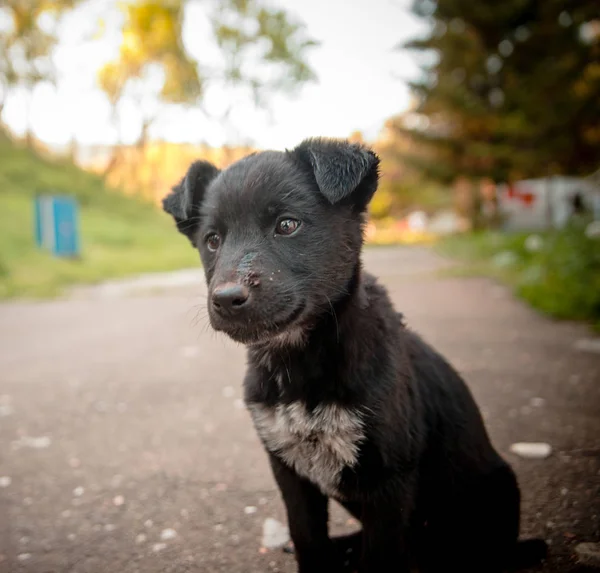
<box><xmin>2</xmin><ymin>0</ymin><xmax>426</xmax><ymax>150</ymax></box>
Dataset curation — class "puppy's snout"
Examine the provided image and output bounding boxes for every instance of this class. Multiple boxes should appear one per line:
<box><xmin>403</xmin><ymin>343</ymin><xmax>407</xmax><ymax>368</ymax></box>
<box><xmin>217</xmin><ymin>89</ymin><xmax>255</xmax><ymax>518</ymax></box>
<box><xmin>212</xmin><ymin>282</ymin><xmax>250</xmax><ymax>314</ymax></box>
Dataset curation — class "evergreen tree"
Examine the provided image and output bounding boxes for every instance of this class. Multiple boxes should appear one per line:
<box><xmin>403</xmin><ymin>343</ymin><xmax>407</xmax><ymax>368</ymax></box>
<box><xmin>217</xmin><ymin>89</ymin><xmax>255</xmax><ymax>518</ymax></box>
<box><xmin>398</xmin><ymin>0</ymin><xmax>600</xmax><ymax>193</ymax></box>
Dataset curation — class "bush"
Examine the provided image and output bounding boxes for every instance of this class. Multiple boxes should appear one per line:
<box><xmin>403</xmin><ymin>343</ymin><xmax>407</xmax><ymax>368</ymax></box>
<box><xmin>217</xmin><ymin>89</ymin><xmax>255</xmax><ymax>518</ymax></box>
<box><xmin>516</xmin><ymin>222</ymin><xmax>600</xmax><ymax>325</ymax></box>
<box><xmin>437</xmin><ymin>220</ymin><xmax>600</xmax><ymax>330</ymax></box>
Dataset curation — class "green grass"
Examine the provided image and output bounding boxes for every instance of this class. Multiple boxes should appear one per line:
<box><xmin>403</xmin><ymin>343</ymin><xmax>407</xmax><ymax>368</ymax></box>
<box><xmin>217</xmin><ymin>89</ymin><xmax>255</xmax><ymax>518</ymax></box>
<box><xmin>0</xmin><ymin>135</ymin><xmax>199</xmax><ymax>298</ymax></box>
<box><xmin>436</xmin><ymin>224</ymin><xmax>600</xmax><ymax>331</ymax></box>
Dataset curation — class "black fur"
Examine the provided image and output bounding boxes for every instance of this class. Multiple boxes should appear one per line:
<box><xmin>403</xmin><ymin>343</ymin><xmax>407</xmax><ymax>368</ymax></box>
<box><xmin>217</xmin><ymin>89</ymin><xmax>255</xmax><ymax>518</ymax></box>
<box><xmin>163</xmin><ymin>137</ymin><xmax>548</xmax><ymax>573</ymax></box>
<box><xmin>163</xmin><ymin>160</ymin><xmax>220</xmax><ymax>243</ymax></box>
<box><xmin>292</xmin><ymin>137</ymin><xmax>379</xmax><ymax>209</ymax></box>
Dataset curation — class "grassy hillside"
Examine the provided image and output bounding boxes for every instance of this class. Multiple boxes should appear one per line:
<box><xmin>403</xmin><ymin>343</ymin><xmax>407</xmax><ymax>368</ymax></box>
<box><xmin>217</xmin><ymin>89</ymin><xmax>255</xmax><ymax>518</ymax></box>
<box><xmin>0</xmin><ymin>135</ymin><xmax>199</xmax><ymax>298</ymax></box>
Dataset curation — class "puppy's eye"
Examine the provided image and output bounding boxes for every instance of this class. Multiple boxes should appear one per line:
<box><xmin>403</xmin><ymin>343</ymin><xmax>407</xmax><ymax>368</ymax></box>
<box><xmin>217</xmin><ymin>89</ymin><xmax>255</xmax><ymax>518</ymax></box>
<box><xmin>206</xmin><ymin>233</ymin><xmax>221</xmax><ymax>252</ymax></box>
<box><xmin>275</xmin><ymin>218</ymin><xmax>301</xmax><ymax>236</ymax></box>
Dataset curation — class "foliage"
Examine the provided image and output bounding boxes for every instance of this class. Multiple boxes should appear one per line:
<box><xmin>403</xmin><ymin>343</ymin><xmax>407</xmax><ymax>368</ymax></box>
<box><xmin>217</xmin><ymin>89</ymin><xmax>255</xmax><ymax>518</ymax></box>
<box><xmin>98</xmin><ymin>0</ymin><xmax>317</xmax><ymax>149</ymax></box>
<box><xmin>98</xmin><ymin>2</ymin><xmax>201</xmax><ymax>107</ymax></box>
<box><xmin>0</xmin><ymin>0</ymin><xmax>81</xmax><ymax>138</ymax></box>
<box><xmin>80</xmin><ymin>140</ymin><xmax>254</xmax><ymax>203</ymax></box>
<box><xmin>364</xmin><ymin>218</ymin><xmax>437</xmax><ymax>246</ymax></box>
<box><xmin>437</xmin><ymin>223</ymin><xmax>600</xmax><ymax>330</ymax></box>
<box><xmin>0</xmin><ymin>133</ymin><xmax>198</xmax><ymax>298</ymax></box>
<box><xmin>400</xmin><ymin>0</ymin><xmax>600</xmax><ymax>186</ymax></box>
<box><xmin>371</xmin><ymin>116</ymin><xmax>453</xmax><ymax>219</ymax></box>
<box><xmin>212</xmin><ymin>0</ymin><xmax>317</xmax><ymax>99</ymax></box>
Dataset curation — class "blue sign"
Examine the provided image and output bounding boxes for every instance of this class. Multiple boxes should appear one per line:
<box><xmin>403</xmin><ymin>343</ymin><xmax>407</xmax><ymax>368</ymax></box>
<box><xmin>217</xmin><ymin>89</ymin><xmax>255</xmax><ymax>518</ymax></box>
<box><xmin>34</xmin><ymin>195</ymin><xmax>80</xmax><ymax>258</ymax></box>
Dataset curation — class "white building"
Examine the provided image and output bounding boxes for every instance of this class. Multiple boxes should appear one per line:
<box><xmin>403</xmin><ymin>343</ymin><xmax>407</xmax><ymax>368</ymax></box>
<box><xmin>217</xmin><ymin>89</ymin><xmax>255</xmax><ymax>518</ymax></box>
<box><xmin>498</xmin><ymin>174</ymin><xmax>600</xmax><ymax>231</ymax></box>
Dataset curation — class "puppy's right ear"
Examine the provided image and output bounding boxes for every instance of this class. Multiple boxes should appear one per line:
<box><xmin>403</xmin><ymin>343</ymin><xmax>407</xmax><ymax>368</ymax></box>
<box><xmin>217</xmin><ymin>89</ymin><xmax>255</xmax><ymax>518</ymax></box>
<box><xmin>162</xmin><ymin>160</ymin><xmax>220</xmax><ymax>244</ymax></box>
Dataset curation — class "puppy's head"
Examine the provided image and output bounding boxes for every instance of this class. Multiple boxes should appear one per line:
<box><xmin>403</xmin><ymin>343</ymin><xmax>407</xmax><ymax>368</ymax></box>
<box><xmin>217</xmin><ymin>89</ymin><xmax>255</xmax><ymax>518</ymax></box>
<box><xmin>163</xmin><ymin>137</ymin><xmax>379</xmax><ymax>345</ymax></box>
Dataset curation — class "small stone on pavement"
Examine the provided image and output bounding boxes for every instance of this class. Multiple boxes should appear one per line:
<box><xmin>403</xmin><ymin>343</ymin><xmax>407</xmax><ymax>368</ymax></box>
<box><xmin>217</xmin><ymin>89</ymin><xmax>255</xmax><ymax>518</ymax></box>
<box><xmin>573</xmin><ymin>338</ymin><xmax>600</xmax><ymax>354</ymax></box>
<box><xmin>135</xmin><ymin>534</ymin><xmax>147</xmax><ymax>544</ymax></box>
<box><xmin>13</xmin><ymin>436</ymin><xmax>51</xmax><ymax>449</ymax></box>
<box><xmin>509</xmin><ymin>442</ymin><xmax>552</xmax><ymax>459</ymax></box>
<box><xmin>575</xmin><ymin>542</ymin><xmax>600</xmax><ymax>568</ymax></box>
<box><xmin>0</xmin><ymin>404</ymin><xmax>13</xmax><ymax>417</ymax></box>
<box><xmin>262</xmin><ymin>518</ymin><xmax>290</xmax><ymax>549</ymax></box>
<box><xmin>160</xmin><ymin>528</ymin><xmax>177</xmax><ymax>541</ymax></box>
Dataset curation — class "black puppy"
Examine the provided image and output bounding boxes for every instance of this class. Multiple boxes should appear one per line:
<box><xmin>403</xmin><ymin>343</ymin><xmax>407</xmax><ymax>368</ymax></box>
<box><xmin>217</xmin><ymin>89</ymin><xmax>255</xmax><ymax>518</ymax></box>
<box><xmin>163</xmin><ymin>138</ymin><xmax>547</xmax><ymax>573</ymax></box>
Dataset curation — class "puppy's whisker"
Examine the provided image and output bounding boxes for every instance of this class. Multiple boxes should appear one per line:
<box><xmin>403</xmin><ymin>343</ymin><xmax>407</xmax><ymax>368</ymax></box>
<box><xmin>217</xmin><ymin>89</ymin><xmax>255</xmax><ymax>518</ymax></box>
<box><xmin>324</xmin><ymin>295</ymin><xmax>339</xmax><ymax>343</ymax></box>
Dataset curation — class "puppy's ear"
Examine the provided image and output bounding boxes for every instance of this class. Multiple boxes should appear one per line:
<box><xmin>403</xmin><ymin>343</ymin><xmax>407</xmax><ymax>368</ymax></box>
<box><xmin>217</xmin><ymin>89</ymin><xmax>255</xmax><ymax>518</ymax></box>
<box><xmin>291</xmin><ymin>137</ymin><xmax>380</xmax><ymax>211</ymax></box>
<box><xmin>162</xmin><ymin>160</ymin><xmax>220</xmax><ymax>243</ymax></box>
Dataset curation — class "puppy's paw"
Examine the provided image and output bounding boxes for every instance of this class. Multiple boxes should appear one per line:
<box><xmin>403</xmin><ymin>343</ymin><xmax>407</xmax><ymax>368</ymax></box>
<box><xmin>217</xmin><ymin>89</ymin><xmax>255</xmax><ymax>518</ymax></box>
<box><xmin>282</xmin><ymin>532</ymin><xmax>362</xmax><ymax>573</ymax></box>
<box><xmin>332</xmin><ymin>531</ymin><xmax>362</xmax><ymax>572</ymax></box>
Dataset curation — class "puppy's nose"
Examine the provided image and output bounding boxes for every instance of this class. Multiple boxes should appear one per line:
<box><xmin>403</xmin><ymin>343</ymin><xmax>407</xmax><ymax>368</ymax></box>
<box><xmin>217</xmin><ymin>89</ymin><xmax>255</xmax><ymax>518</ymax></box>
<box><xmin>212</xmin><ymin>283</ymin><xmax>250</xmax><ymax>313</ymax></box>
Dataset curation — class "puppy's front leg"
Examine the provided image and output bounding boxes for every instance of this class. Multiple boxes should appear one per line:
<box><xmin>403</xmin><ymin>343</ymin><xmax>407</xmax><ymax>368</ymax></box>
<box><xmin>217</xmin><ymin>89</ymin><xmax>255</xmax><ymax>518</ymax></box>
<box><xmin>268</xmin><ymin>453</ymin><xmax>334</xmax><ymax>573</ymax></box>
<box><xmin>360</xmin><ymin>500</ymin><xmax>411</xmax><ymax>573</ymax></box>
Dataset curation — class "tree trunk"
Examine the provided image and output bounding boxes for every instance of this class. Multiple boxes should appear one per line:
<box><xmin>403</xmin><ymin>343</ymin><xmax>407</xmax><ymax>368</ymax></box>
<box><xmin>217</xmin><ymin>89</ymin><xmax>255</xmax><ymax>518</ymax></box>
<box><xmin>25</xmin><ymin>125</ymin><xmax>34</xmax><ymax>148</ymax></box>
<box><xmin>103</xmin><ymin>147</ymin><xmax>119</xmax><ymax>176</ymax></box>
<box><xmin>137</xmin><ymin>118</ymin><xmax>151</xmax><ymax>152</ymax></box>
<box><xmin>67</xmin><ymin>134</ymin><xmax>78</xmax><ymax>163</ymax></box>
<box><xmin>104</xmin><ymin>103</ymin><xmax>124</xmax><ymax>177</ymax></box>
<box><xmin>131</xmin><ymin>118</ymin><xmax>148</xmax><ymax>195</ymax></box>
<box><xmin>24</xmin><ymin>90</ymin><xmax>35</xmax><ymax>148</ymax></box>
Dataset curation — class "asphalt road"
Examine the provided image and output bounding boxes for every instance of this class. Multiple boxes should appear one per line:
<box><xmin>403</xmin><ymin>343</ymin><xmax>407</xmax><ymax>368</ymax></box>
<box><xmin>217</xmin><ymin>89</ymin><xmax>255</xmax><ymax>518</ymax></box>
<box><xmin>1</xmin><ymin>246</ymin><xmax>599</xmax><ymax>573</ymax></box>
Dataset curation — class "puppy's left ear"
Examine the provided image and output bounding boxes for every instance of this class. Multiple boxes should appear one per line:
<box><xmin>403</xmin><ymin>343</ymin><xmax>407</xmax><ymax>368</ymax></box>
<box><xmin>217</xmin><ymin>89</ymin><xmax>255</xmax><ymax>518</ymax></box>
<box><xmin>291</xmin><ymin>137</ymin><xmax>380</xmax><ymax>212</ymax></box>
<box><xmin>162</xmin><ymin>160</ymin><xmax>220</xmax><ymax>244</ymax></box>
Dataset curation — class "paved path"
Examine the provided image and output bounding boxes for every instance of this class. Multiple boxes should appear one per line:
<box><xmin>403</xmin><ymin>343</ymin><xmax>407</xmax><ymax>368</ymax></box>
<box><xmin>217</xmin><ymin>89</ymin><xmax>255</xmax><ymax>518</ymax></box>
<box><xmin>0</xmin><ymin>247</ymin><xmax>599</xmax><ymax>573</ymax></box>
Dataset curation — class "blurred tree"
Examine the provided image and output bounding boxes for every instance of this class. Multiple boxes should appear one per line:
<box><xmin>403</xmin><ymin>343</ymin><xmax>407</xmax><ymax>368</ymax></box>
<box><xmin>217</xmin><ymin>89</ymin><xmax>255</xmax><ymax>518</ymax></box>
<box><xmin>98</xmin><ymin>0</ymin><xmax>316</xmax><ymax>165</ymax></box>
<box><xmin>0</xmin><ymin>0</ymin><xmax>80</xmax><ymax>145</ymax></box>
<box><xmin>398</xmin><ymin>0</ymin><xmax>600</xmax><ymax>227</ymax></box>
<box><xmin>373</xmin><ymin>111</ymin><xmax>451</xmax><ymax>219</ymax></box>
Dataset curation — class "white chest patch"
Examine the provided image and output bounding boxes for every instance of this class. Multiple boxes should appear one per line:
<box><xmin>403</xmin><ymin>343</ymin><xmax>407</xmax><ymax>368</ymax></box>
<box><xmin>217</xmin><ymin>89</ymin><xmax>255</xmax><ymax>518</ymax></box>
<box><xmin>248</xmin><ymin>401</ymin><xmax>364</xmax><ymax>497</ymax></box>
